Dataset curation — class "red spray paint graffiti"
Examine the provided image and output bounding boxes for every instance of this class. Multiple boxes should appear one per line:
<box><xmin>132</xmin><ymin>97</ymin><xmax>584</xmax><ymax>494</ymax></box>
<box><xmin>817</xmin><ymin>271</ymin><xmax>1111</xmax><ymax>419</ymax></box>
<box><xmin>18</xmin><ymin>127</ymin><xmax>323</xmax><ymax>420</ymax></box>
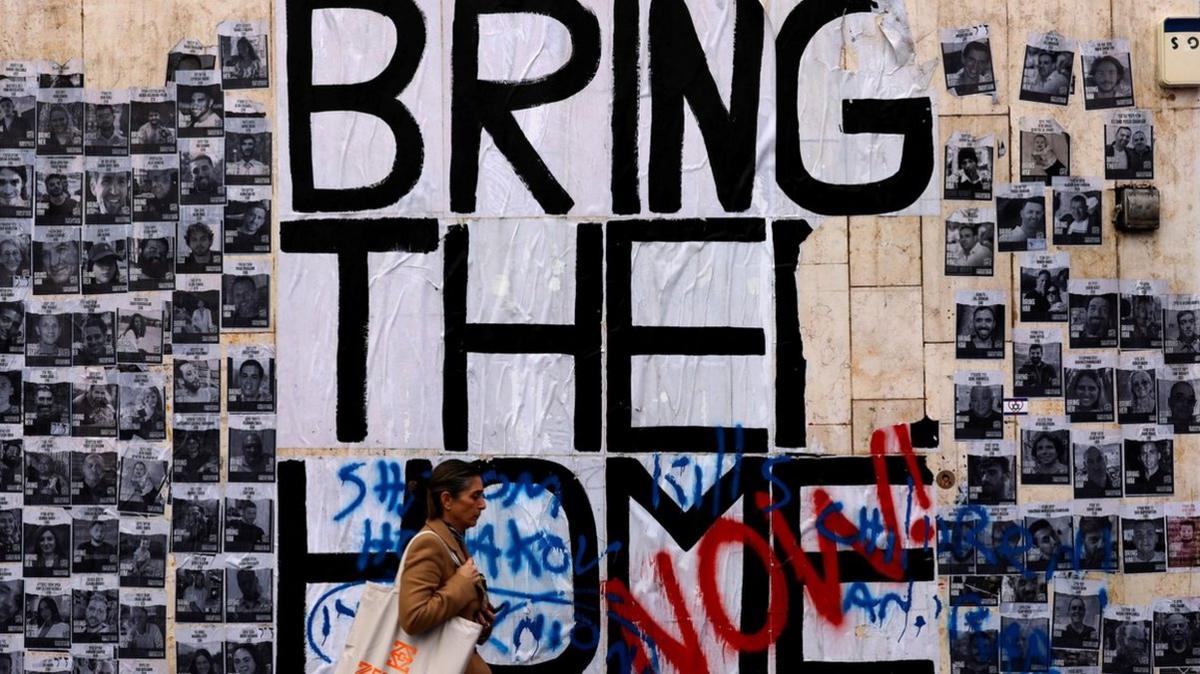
<box><xmin>605</xmin><ymin>423</ymin><xmax>934</xmax><ymax>671</ymax></box>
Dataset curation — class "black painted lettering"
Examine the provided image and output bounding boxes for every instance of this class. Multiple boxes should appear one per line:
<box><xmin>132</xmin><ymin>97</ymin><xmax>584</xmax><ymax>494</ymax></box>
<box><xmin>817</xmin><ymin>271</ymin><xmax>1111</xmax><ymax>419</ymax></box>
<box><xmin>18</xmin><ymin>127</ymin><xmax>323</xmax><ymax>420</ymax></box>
<box><xmin>648</xmin><ymin>0</ymin><xmax>764</xmax><ymax>213</ymax></box>
<box><xmin>284</xmin><ymin>0</ymin><xmax>427</xmax><ymax>212</ymax></box>
<box><xmin>450</xmin><ymin>0</ymin><xmax>602</xmax><ymax>214</ymax></box>
<box><xmin>775</xmin><ymin>0</ymin><xmax>934</xmax><ymax>215</ymax></box>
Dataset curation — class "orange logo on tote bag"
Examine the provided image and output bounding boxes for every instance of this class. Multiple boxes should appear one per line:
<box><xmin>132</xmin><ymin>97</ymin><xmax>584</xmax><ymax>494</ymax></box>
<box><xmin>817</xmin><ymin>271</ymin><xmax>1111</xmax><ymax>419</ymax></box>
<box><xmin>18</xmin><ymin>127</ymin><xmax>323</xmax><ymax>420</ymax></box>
<box><xmin>386</xmin><ymin>640</ymin><xmax>418</xmax><ymax>672</ymax></box>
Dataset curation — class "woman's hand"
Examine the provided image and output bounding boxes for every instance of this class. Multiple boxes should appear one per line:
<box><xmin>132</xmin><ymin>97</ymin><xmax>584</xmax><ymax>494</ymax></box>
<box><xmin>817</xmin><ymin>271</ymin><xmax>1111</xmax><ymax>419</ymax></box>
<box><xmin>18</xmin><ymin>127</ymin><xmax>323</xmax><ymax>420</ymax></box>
<box><xmin>456</xmin><ymin>559</ymin><xmax>480</xmax><ymax>580</ymax></box>
<box><xmin>475</xmin><ymin>604</ymin><xmax>496</xmax><ymax>643</ymax></box>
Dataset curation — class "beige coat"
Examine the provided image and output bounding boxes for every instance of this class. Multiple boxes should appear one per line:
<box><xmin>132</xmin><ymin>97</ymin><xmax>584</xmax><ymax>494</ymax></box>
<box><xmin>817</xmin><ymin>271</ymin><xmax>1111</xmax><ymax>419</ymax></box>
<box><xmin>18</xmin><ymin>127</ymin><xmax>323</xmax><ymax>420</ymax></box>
<box><xmin>397</xmin><ymin>519</ymin><xmax>491</xmax><ymax>674</ymax></box>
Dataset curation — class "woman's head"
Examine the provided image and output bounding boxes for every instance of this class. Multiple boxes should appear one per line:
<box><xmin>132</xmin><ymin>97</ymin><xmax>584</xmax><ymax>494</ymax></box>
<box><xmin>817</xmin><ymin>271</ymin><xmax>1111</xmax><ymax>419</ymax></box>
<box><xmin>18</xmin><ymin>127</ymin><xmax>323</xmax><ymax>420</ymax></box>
<box><xmin>0</xmin><ymin>237</ymin><xmax>22</xmax><ymax>274</ymax></box>
<box><xmin>37</xmin><ymin>595</ymin><xmax>60</xmax><ymax>624</ymax></box>
<box><xmin>140</xmin><ymin>387</ymin><xmax>162</xmax><ymax>413</ymax></box>
<box><xmin>189</xmin><ymin>648</ymin><xmax>215</xmax><ymax>674</ymax></box>
<box><xmin>1134</xmin><ymin>297</ymin><xmax>1156</xmax><ymax>328</ymax></box>
<box><xmin>426</xmin><ymin>459</ymin><xmax>487</xmax><ymax>530</ymax></box>
<box><xmin>1071</xmin><ymin>370</ymin><xmax>1105</xmax><ymax>409</ymax></box>
<box><xmin>236</xmin><ymin>37</ymin><xmax>258</xmax><ymax>61</ymax></box>
<box><xmin>231</xmin><ymin>644</ymin><xmax>260</xmax><ymax>674</ymax></box>
<box><xmin>1130</xmin><ymin>370</ymin><xmax>1154</xmax><ymax>402</ymax></box>
<box><xmin>35</xmin><ymin>525</ymin><xmax>60</xmax><ymax>558</ymax></box>
<box><xmin>1031</xmin><ymin>432</ymin><xmax>1063</xmax><ymax>467</ymax></box>
<box><xmin>47</xmin><ymin>105</ymin><xmax>71</xmax><ymax>134</ymax></box>
<box><xmin>0</xmin><ymin>167</ymin><xmax>26</xmax><ymax>203</ymax></box>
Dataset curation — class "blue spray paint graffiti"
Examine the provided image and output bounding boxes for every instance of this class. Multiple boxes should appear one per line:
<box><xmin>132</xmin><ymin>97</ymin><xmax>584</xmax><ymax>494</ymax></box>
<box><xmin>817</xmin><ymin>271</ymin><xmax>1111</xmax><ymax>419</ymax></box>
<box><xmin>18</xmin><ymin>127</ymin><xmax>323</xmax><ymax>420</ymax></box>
<box><xmin>293</xmin><ymin>426</ymin><xmax>943</xmax><ymax>673</ymax></box>
<box><xmin>304</xmin><ymin>457</ymin><xmax>617</xmax><ymax>666</ymax></box>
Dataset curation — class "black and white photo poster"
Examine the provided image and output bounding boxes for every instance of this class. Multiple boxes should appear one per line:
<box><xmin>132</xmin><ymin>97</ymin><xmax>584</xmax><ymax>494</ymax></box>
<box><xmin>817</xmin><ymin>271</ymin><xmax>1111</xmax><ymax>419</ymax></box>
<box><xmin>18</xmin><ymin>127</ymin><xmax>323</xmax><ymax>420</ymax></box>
<box><xmin>1071</xmin><ymin>428</ymin><xmax>1121</xmax><ymax>499</ymax></box>
<box><xmin>1019</xmin><ymin>117</ymin><xmax>1070</xmax><ymax>185</ymax></box>
<box><xmin>1119</xmin><ymin>280</ymin><xmax>1164</xmax><ymax>350</ymax></box>
<box><xmin>1081</xmin><ymin>39</ymin><xmax>1135</xmax><ymax>110</ymax></box>
<box><xmin>945</xmin><ymin>208</ymin><xmax>995</xmax><ymax>277</ymax></box>
<box><xmin>1019</xmin><ymin>32</ymin><xmax>1075</xmax><ymax>105</ymax></box>
<box><xmin>1101</xmin><ymin>604</ymin><xmax>1150</xmax><ymax>673</ymax></box>
<box><xmin>1020</xmin><ymin>416</ymin><xmax>1069</xmax><ymax>485</ymax></box>
<box><xmin>1019</xmin><ymin>252</ymin><xmax>1069</xmax><ymax>322</ymax></box>
<box><xmin>954</xmin><ymin>370</ymin><xmax>1003</xmax><ymax>440</ymax></box>
<box><xmin>1122</xmin><ymin>424</ymin><xmax>1173</xmax><ymax>497</ymax></box>
<box><xmin>1123</xmin><ymin>504</ymin><xmax>1167</xmax><ymax>574</ymax></box>
<box><xmin>1013</xmin><ymin>329</ymin><xmax>1062</xmax><ymax>398</ymax></box>
<box><xmin>1116</xmin><ymin>352</ymin><xmax>1161</xmax><ymax>425</ymax></box>
<box><xmin>941</xmin><ymin>25</ymin><xmax>996</xmax><ymax>96</ymax></box>
<box><xmin>956</xmin><ymin>290</ymin><xmax>1005</xmax><ymax>360</ymax></box>
<box><xmin>996</xmin><ymin>182</ymin><xmax>1046</xmax><ymax>252</ymax></box>
<box><xmin>1104</xmin><ymin>109</ymin><xmax>1153</xmax><ymax>180</ymax></box>
<box><xmin>1052</xmin><ymin>177</ymin><xmax>1102</xmax><ymax>246</ymax></box>
<box><xmin>944</xmin><ymin>132</ymin><xmax>993</xmax><ymax>201</ymax></box>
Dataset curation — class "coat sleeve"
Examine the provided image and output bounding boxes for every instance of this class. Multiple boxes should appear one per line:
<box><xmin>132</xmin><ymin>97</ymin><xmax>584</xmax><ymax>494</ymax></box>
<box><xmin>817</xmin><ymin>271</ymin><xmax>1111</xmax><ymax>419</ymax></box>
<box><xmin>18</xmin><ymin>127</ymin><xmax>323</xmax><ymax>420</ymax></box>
<box><xmin>397</xmin><ymin>534</ymin><xmax>476</xmax><ymax>635</ymax></box>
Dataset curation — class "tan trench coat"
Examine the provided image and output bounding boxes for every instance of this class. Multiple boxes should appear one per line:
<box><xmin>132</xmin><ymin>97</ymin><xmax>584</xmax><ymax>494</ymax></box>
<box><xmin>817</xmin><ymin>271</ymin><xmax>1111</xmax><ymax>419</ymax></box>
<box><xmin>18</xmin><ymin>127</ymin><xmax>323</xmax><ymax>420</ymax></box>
<box><xmin>397</xmin><ymin>519</ymin><xmax>491</xmax><ymax>674</ymax></box>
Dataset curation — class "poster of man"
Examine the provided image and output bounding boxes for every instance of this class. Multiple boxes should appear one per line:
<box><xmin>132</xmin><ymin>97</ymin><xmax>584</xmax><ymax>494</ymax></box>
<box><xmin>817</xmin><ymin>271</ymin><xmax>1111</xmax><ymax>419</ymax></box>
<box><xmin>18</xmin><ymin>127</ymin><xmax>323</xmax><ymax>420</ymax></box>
<box><xmin>954</xmin><ymin>371</ymin><xmax>1003</xmax><ymax>440</ymax></box>
<box><xmin>1052</xmin><ymin>176</ymin><xmax>1103</xmax><ymax>246</ymax></box>
<box><xmin>955</xmin><ymin>291</ymin><xmax>1005</xmax><ymax>360</ymax></box>
<box><xmin>1082</xmin><ymin>39</ymin><xmax>1135</xmax><ymax>110</ymax></box>
<box><xmin>996</xmin><ymin>182</ymin><xmax>1047</xmax><ymax>252</ymax></box>
<box><xmin>944</xmin><ymin>133</ymin><xmax>993</xmax><ymax>201</ymax></box>
<box><xmin>945</xmin><ymin>209</ymin><xmax>995</xmax><ymax>277</ymax></box>
<box><xmin>1120</xmin><ymin>280</ymin><xmax>1164</xmax><ymax>350</ymax></box>
<box><xmin>1013</xmin><ymin>329</ymin><xmax>1062</xmax><ymax>398</ymax></box>
<box><xmin>1019</xmin><ymin>32</ymin><xmax>1075</xmax><ymax>104</ymax></box>
<box><xmin>1105</xmin><ymin>110</ymin><xmax>1153</xmax><ymax>180</ymax></box>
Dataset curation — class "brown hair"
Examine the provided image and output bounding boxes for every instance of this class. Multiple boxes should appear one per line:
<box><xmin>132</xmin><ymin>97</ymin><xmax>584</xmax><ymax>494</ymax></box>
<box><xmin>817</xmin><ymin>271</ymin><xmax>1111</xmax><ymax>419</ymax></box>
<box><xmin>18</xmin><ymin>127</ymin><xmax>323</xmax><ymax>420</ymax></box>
<box><xmin>426</xmin><ymin>459</ymin><xmax>484</xmax><ymax>519</ymax></box>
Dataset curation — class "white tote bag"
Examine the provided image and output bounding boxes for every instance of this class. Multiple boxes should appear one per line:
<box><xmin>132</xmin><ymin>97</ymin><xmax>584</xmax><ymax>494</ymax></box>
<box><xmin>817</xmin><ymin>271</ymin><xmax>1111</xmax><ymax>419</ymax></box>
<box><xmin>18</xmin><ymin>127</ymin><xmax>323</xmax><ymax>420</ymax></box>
<box><xmin>333</xmin><ymin>530</ymin><xmax>484</xmax><ymax>674</ymax></box>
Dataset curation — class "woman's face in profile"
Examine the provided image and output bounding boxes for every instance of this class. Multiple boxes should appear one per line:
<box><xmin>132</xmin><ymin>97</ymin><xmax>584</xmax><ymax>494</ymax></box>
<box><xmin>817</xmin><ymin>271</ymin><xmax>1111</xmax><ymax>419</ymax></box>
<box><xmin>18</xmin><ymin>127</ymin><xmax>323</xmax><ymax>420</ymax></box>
<box><xmin>443</xmin><ymin>476</ymin><xmax>487</xmax><ymax>530</ymax></box>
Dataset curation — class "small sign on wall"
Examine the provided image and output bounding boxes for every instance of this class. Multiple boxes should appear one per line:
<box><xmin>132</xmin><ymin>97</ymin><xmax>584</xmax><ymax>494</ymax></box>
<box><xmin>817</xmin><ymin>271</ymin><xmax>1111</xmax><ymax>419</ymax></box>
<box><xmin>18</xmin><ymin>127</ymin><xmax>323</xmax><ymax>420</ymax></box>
<box><xmin>1159</xmin><ymin>18</ymin><xmax>1200</xmax><ymax>86</ymax></box>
